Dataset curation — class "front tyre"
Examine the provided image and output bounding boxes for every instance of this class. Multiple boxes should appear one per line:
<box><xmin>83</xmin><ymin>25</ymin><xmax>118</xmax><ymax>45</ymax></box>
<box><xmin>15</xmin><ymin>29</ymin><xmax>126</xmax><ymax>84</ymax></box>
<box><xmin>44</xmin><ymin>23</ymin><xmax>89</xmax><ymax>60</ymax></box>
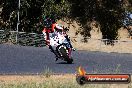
<box><xmin>67</xmin><ymin>58</ymin><xmax>73</xmax><ymax>64</ymax></box>
<box><xmin>58</xmin><ymin>45</ymin><xmax>73</xmax><ymax>64</ymax></box>
<box><xmin>59</xmin><ymin>46</ymin><xmax>69</xmax><ymax>59</ymax></box>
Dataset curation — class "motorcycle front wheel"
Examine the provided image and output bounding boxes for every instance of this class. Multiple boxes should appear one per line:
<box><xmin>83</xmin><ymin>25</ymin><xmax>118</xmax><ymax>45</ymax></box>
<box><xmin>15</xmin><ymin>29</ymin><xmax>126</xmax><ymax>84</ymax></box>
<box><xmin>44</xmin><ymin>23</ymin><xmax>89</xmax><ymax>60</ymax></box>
<box><xmin>58</xmin><ymin>45</ymin><xmax>73</xmax><ymax>64</ymax></box>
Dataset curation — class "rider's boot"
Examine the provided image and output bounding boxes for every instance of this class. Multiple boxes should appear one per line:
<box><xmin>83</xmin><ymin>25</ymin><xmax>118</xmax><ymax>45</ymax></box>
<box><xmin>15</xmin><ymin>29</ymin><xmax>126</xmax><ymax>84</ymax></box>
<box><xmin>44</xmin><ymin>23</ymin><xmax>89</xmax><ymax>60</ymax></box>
<box><xmin>55</xmin><ymin>57</ymin><xmax>58</xmax><ymax>61</ymax></box>
<box><xmin>49</xmin><ymin>45</ymin><xmax>59</xmax><ymax>61</ymax></box>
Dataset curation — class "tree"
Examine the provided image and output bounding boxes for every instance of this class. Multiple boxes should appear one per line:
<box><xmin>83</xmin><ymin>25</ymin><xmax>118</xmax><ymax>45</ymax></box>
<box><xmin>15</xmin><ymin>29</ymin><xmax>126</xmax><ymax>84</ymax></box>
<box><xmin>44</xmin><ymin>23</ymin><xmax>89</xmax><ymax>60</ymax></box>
<box><xmin>68</xmin><ymin>0</ymin><xmax>131</xmax><ymax>41</ymax></box>
<box><xmin>0</xmin><ymin>0</ymin><xmax>70</xmax><ymax>33</ymax></box>
<box><xmin>0</xmin><ymin>0</ymin><xmax>131</xmax><ymax>41</ymax></box>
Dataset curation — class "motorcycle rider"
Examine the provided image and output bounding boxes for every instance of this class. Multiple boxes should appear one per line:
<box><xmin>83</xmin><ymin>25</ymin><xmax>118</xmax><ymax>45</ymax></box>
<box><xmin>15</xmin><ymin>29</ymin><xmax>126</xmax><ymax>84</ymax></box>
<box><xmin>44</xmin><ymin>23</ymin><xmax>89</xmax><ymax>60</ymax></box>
<box><xmin>42</xmin><ymin>19</ymin><xmax>75</xmax><ymax>61</ymax></box>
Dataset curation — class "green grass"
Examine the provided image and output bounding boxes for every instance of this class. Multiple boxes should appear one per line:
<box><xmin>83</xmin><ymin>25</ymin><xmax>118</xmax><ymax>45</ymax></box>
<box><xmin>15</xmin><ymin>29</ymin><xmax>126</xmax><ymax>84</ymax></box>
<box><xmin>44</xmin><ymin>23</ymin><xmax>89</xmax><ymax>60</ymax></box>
<box><xmin>41</xmin><ymin>66</ymin><xmax>53</xmax><ymax>78</ymax></box>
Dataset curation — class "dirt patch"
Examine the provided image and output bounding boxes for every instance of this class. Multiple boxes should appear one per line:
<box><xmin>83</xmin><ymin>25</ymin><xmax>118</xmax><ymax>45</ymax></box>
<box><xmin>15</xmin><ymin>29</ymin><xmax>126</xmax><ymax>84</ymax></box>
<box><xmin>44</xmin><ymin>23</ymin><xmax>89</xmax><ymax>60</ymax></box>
<box><xmin>58</xmin><ymin>20</ymin><xmax>132</xmax><ymax>53</ymax></box>
<box><xmin>0</xmin><ymin>74</ymin><xmax>75</xmax><ymax>84</ymax></box>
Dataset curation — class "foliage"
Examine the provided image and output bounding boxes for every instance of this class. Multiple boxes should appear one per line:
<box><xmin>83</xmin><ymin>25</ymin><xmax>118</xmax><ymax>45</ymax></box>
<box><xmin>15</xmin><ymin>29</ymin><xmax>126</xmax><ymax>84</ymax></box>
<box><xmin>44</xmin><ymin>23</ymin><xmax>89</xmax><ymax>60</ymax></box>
<box><xmin>0</xmin><ymin>0</ymin><xmax>131</xmax><ymax>40</ymax></box>
<box><xmin>69</xmin><ymin>0</ymin><xmax>131</xmax><ymax>41</ymax></box>
<box><xmin>42</xmin><ymin>66</ymin><xmax>53</xmax><ymax>78</ymax></box>
<box><xmin>0</xmin><ymin>0</ymin><xmax>70</xmax><ymax>33</ymax></box>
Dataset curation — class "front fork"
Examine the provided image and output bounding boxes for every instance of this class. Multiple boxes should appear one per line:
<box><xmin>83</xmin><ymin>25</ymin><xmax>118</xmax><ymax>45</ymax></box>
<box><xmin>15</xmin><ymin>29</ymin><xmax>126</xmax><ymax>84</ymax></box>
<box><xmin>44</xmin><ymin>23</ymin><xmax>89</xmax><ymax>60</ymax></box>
<box><xmin>63</xmin><ymin>42</ymin><xmax>72</xmax><ymax>59</ymax></box>
<box><xmin>67</xmin><ymin>48</ymin><xmax>72</xmax><ymax>59</ymax></box>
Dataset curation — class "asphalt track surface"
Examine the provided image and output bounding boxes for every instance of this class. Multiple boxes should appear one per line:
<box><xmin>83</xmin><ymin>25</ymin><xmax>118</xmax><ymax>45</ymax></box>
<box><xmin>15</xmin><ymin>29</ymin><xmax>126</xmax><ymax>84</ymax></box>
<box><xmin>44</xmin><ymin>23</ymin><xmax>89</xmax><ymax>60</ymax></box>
<box><xmin>0</xmin><ymin>44</ymin><xmax>132</xmax><ymax>74</ymax></box>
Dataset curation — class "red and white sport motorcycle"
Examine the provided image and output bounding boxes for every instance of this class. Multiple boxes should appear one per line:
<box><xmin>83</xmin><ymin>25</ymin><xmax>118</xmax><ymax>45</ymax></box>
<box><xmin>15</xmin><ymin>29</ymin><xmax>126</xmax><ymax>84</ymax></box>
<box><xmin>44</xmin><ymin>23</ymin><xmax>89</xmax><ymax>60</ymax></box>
<box><xmin>50</xmin><ymin>30</ymin><xmax>73</xmax><ymax>64</ymax></box>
